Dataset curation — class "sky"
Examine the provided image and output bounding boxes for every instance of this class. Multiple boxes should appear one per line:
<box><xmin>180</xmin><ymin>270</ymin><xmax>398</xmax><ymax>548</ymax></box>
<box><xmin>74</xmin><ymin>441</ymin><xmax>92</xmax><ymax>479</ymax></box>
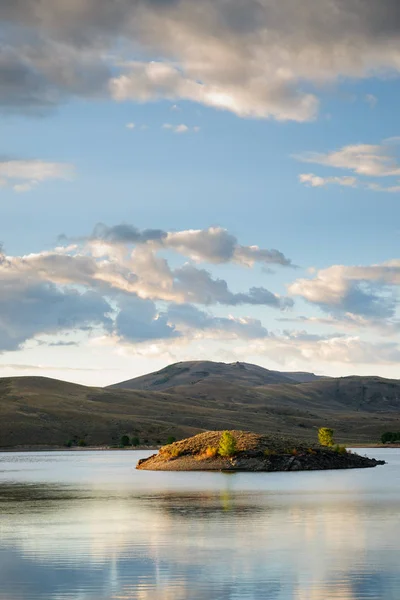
<box><xmin>1</xmin><ymin>0</ymin><xmax>400</xmax><ymax>386</ymax></box>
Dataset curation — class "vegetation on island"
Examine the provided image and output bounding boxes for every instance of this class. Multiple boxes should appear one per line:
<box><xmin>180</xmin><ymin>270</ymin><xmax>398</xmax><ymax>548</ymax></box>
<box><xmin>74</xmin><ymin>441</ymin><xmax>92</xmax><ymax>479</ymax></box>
<box><xmin>318</xmin><ymin>427</ymin><xmax>334</xmax><ymax>446</ymax></box>
<box><xmin>218</xmin><ymin>431</ymin><xmax>237</xmax><ymax>457</ymax></box>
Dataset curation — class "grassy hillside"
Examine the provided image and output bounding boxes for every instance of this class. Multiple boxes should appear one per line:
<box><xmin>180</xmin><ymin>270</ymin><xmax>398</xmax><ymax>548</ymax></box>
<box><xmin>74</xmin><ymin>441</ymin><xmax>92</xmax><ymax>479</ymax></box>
<box><xmin>108</xmin><ymin>360</ymin><xmax>308</xmax><ymax>391</ymax></box>
<box><xmin>0</xmin><ymin>366</ymin><xmax>400</xmax><ymax>447</ymax></box>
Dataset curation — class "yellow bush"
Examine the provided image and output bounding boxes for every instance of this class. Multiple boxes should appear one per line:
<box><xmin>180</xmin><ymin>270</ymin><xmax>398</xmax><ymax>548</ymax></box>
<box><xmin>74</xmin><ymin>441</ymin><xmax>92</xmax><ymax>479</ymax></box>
<box><xmin>205</xmin><ymin>446</ymin><xmax>218</xmax><ymax>458</ymax></box>
<box><xmin>160</xmin><ymin>445</ymin><xmax>181</xmax><ymax>459</ymax></box>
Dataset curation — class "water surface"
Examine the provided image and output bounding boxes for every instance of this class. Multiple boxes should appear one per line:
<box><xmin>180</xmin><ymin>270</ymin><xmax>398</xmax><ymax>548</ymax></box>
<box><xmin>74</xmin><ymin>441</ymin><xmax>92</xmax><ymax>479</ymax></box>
<box><xmin>0</xmin><ymin>449</ymin><xmax>399</xmax><ymax>599</ymax></box>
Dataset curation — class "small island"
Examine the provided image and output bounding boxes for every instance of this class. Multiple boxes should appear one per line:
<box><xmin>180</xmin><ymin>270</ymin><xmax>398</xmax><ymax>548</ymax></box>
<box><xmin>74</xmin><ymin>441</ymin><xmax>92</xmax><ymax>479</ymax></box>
<box><xmin>136</xmin><ymin>430</ymin><xmax>386</xmax><ymax>472</ymax></box>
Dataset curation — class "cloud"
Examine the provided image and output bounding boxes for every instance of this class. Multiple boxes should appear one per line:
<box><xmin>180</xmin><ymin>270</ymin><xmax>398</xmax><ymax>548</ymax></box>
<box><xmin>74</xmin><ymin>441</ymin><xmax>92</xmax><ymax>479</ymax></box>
<box><xmin>296</xmin><ymin>140</ymin><xmax>400</xmax><ymax>177</ymax></box>
<box><xmin>166</xmin><ymin>303</ymin><xmax>269</xmax><ymax>339</ymax></box>
<box><xmin>174</xmin><ymin>263</ymin><xmax>293</xmax><ymax>308</ymax></box>
<box><xmin>367</xmin><ymin>182</ymin><xmax>400</xmax><ymax>193</ymax></box>
<box><xmin>365</xmin><ymin>94</ymin><xmax>377</xmax><ymax>108</ymax></box>
<box><xmin>289</xmin><ymin>261</ymin><xmax>400</xmax><ymax>320</ymax></box>
<box><xmin>5</xmin><ymin>1</ymin><xmax>400</xmax><ymax>120</ymax></box>
<box><xmin>115</xmin><ymin>296</ymin><xmax>178</xmax><ymax>342</ymax></box>
<box><xmin>0</xmin><ymin>159</ymin><xmax>74</xmax><ymax>192</ymax></box>
<box><xmin>162</xmin><ymin>123</ymin><xmax>199</xmax><ymax>133</ymax></box>
<box><xmin>126</xmin><ymin>122</ymin><xmax>135</xmax><ymax>129</ymax></box>
<box><xmin>236</xmin><ymin>335</ymin><xmax>400</xmax><ymax>366</ymax></box>
<box><xmin>0</xmin><ymin>276</ymin><xmax>112</xmax><ymax>352</ymax></box>
<box><xmin>87</xmin><ymin>223</ymin><xmax>293</xmax><ymax>267</ymax></box>
<box><xmin>0</xmin><ymin>221</ymin><xmax>295</xmax><ymax>351</ymax></box>
<box><xmin>299</xmin><ymin>173</ymin><xmax>357</xmax><ymax>188</ymax></box>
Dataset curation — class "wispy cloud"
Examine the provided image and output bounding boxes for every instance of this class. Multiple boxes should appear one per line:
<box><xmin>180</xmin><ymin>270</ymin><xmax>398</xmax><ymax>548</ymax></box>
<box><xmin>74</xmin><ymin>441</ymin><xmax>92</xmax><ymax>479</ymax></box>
<box><xmin>296</xmin><ymin>139</ymin><xmax>400</xmax><ymax>193</ymax></box>
<box><xmin>0</xmin><ymin>159</ymin><xmax>74</xmax><ymax>193</ymax></box>
<box><xmin>365</xmin><ymin>94</ymin><xmax>378</xmax><ymax>108</ymax></box>
<box><xmin>299</xmin><ymin>173</ymin><xmax>357</xmax><ymax>188</ymax></box>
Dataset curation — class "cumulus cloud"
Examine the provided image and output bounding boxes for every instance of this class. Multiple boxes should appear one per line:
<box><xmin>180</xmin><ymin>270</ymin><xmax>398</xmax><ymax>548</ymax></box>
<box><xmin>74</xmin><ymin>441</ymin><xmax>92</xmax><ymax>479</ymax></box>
<box><xmin>0</xmin><ymin>221</ymin><xmax>295</xmax><ymax>352</ymax></box>
<box><xmin>166</xmin><ymin>303</ymin><xmax>269</xmax><ymax>339</ymax></box>
<box><xmin>0</xmin><ymin>276</ymin><xmax>112</xmax><ymax>352</ymax></box>
<box><xmin>0</xmin><ymin>159</ymin><xmax>74</xmax><ymax>192</ymax></box>
<box><xmin>299</xmin><ymin>173</ymin><xmax>357</xmax><ymax>188</ymax></box>
<box><xmin>289</xmin><ymin>261</ymin><xmax>400</xmax><ymax>321</ymax></box>
<box><xmin>88</xmin><ymin>224</ymin><xmax>293</xmax><ymax>267</ymax></box>
<box><xmin>5</xmin><ymin>1</ymin><xmax>400</xmax><ymax>120</ymax></box>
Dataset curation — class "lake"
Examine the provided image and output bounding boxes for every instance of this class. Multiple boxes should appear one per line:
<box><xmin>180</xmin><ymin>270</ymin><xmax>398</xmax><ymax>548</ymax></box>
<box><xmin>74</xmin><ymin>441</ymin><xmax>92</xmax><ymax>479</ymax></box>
<box><xmin>0</xmin><ymin>448</ymin><xmax>399</xmax><ymax>600</ymax></box>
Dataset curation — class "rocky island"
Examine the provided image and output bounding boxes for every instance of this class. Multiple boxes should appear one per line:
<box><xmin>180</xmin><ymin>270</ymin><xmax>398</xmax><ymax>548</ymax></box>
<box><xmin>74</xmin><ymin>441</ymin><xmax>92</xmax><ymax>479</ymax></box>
<box><xmin>136</xmin><ymin>430</ymin><xmax>386</xmax><ymax>472</ymax></box>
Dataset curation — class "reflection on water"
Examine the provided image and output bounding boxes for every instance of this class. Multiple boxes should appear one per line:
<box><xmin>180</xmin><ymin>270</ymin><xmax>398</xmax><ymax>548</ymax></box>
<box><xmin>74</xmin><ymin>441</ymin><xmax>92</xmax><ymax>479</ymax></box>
<box><xmin>0</xmin><ymin>449</ymin><xmax>399</xmax><ymax>600</ymax></box>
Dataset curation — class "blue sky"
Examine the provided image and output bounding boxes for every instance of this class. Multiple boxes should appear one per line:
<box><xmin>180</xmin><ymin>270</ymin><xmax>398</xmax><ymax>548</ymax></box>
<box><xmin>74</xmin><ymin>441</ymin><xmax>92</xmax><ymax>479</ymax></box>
<box><xmin>1</xmin><ymin>0</ymin><xmax>400</xmax><ymax>385</ymax></box>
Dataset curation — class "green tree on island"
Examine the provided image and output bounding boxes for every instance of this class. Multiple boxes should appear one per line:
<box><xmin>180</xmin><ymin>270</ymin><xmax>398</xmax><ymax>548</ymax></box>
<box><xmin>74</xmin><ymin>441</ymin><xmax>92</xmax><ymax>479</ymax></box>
<box><xmin>318</xmin><ymin>427</ymin><xmax>334</xmax><ymax>447</ymax></box>
<box><xmin>218</xmin><ymin>431</ymin><xmax>237</xmax><ymax>457</ymax></box>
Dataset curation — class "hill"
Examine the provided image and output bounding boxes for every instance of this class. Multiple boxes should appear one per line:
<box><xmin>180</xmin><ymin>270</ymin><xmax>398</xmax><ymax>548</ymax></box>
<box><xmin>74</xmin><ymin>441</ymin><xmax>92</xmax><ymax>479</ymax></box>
<box><xmin>0</xmin><ymin>361</ymin><xmax>400</xmax><ymax>447</ymax></box>
<box><xmin>108</xmin><ymin>360</ymin><xmax>317</xmax><ymax>391</ymax></box>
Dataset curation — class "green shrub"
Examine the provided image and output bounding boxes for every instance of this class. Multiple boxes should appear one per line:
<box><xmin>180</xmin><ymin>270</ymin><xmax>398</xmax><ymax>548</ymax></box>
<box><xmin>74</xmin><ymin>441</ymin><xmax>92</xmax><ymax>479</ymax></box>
<box><xmin>65</xmin><ymin>440</ymin><xmax>73</xmax><ymax>448</ymax></box>
<box><xmin>218</xmin><ymin>431</ymin><xmax>237</xmax><ymax>457</ymax></box>
<box><xmin>131</xmin><ymin>436</ymin><xmax>140</xmax><ymax>447</ymax></box>
<box><xmin>166</xmin><ymin>436</ymin><xmax>176</xmax><ymax>445</ymax></box>
<box><xmin>120</xmin><ymin>435</ymin><xmax>130</xmax><ymax>447</ymax></box>
<box><xmin>318</xmin><ymin>427</ymin><xmax>334</xmax><ymax>447</ymax></box>
<box><xmin>78</xmin><ymin>439</ymin><xmax>87</xmax><ymax>447</ymax></box>
<box><xmin>333</xmin><ymin>444</ymin><xmax>347</xmax><ymax>455</ymax></box>
<box><xmin>264</xmin><ymin>448</ymin><xmax>276</xmax><ymax>457</ymax></box>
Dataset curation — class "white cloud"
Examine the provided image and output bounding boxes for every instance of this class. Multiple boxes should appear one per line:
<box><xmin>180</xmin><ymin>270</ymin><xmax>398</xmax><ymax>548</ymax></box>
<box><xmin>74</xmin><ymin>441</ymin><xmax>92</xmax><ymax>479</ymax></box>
<box><xmin>289</xmin><ymin>261</ymin><xmax>400</xmax><ymax>323</ymax></box>
<box><xmin>296</xmin><ymin>140</ymin><xmax>400</xmax><ymax>177</ymax></box>
<box><xmin>89</xmin><ymin>223</ymin><xmax>293</xmax><ymax>267</ymax></box>
<box><xmin>367</xmin><ymin>182</ymin><xmax>400</xmax><ymax>193</ymax></box>
<box><xmin>299</xmin><ymin>173</ymin><xmax>357</xmax><ymax>188</ymax></box>
<box><xmin>162</xmin><ymin>122</ymin><xmax>198</xmax><ymax>134</ymax></box>
<box><xmin>0</xmin><ymin>159</ymin><xmax>74</xmax><ymax>193</ymax></box>
<box><xmin>126</xmin><ymin>122</ymin><xmax>135</xmax><ymax>129</ymax></box>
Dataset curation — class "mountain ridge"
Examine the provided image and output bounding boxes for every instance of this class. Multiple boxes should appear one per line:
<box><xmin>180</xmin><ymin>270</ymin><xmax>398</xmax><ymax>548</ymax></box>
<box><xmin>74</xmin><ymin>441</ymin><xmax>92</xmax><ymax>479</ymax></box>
<box><xmin>0</xmin><ymin>360</ymin><xmax>399</xmax><ymax>447</ymax></box>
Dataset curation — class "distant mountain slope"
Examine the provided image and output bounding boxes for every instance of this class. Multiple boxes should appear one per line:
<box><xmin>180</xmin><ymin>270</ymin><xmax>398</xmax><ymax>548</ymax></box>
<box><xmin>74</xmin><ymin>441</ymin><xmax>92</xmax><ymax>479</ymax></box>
<box><xmin>0</xmin><ymin>367</ymin><xmax>399</xmax><ymax>447</ymax></box>
<box><xmin>108</xmin><ymin>361</ymin><xmax>301</xmax><ymax>391</ymax></box>
<box><xmin>276</xmin><ymin>371</ymin><xmax>324</xmax><ymax>383</ymax></box>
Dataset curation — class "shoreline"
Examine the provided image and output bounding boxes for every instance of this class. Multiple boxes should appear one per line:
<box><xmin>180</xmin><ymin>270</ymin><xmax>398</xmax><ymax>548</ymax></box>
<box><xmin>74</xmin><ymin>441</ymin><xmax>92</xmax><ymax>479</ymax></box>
<box><xmin>1</xmin><ymin>443</ymin><xmax>399</xmax><ymax>453</ymax></box>
<box><xmin>0</xmin><ymin>445</ymin><xmax>160</xmax><ymax>452</ymax></box>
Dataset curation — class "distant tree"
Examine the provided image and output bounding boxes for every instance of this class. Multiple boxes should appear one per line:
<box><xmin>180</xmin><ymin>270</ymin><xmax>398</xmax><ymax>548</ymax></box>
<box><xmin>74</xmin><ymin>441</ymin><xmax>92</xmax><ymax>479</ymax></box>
<box><xmin>381</xmin><ymin>431</ymin><xmax>400</xmax><ymax>444</ymax></box>
<box><xmin>120</xmin><ymin>435</ymin><xmax>130</xmax><ymax>447</ymax></box>
<box><xmin>131</xmin><ymin>436</ymin><xmax>140</xmax><ymax>447</ymax></box>
<box><xmin>318</xmin><ymin>427</ymin><xmax>334</xmax><ymax>447</ymax></box>
<box><xmin>78</xmin><ymin>439</ymin><xmax>87</xmax><ymax>447</ymax></box>
<box><xmin>218</xmin><ymin>431</ymin><xmax>237</xmax><ymax>457</ymax></box>
<box><xmin>65</xmin><ymin>440</ymin><xmax>73</xmax><ymax>448</ymax></box>
<box><xmin>166</xmin><ymin>436</ymin><xmax>176</xmax><ymax>445</ymax></box>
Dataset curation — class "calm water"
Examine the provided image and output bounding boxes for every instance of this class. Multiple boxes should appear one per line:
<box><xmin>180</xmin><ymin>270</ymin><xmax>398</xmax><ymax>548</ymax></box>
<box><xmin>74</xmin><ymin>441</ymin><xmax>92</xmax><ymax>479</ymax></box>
<box><xmin>0</xmin><ymin>449</ymin><xmax>399</xmax><ymax>600</ymax></box>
